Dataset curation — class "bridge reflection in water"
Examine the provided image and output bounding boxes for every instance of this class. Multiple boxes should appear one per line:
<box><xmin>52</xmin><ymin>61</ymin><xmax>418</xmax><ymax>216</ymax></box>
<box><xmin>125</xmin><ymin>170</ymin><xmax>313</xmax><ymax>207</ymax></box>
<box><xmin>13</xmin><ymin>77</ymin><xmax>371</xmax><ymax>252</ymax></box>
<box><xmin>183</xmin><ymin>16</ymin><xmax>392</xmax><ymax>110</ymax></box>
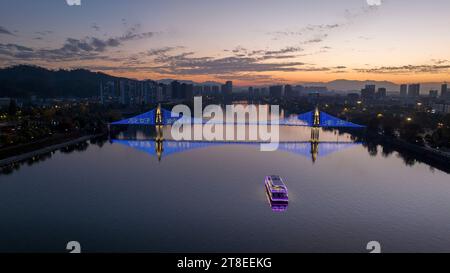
<box><xmin>112</xmin><ymin>139</ymin><xmax>361</xmax><ymax>164</ymax></box>
<box><xmin>111</xmin><ymin>105</ymin><xmax>363</xmax><ymax>162</ymax></box>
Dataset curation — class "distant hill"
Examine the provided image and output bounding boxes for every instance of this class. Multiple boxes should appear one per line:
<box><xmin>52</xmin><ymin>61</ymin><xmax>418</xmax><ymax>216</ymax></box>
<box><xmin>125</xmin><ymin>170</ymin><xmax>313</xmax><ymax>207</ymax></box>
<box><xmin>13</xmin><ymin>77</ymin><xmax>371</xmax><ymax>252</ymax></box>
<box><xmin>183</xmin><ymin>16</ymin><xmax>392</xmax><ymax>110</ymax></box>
<box><xmin>0</xmin><ymin>65</ymin><xmax>118</xmax><ymax>98</ymax></box>
<box><xmin>298</xmin><ymin>79</ymin><xmax>445</xmax><ymax>94</ymax></box>
<box><xmin>0</xmin><ymin>65</ymin><xmax>446</xmax><ymax>98</ymax></box>
<box><xmin>0</xmin><ymin>66</ymin><xmax>224</xmax><ymax>99</ymax></box>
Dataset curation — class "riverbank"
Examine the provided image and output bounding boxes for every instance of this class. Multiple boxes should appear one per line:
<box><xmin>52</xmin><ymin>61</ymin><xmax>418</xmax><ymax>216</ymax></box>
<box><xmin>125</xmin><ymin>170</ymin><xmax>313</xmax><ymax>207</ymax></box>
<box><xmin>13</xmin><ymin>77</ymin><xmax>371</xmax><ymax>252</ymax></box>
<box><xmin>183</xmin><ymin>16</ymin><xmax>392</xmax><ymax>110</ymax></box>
<box><xmin>0</xmin><ymin>134</ymin><xmax>104</xmax><ymax>167</ymax></box>
<box><xmin>366</xmin><ymin>132</ymin><xmax>450</xmax><ymax>173</ymax></box>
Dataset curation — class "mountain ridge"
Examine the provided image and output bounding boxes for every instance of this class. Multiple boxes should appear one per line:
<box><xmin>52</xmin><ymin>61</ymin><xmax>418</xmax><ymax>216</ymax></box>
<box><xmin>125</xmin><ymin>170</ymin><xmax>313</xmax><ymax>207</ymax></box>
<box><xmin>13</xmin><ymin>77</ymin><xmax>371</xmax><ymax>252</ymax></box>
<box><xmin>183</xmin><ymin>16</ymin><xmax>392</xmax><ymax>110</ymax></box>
<box><xmin>0</xmin><ymin>65</ymin><xmax>446</xmax><ymax>97</ymax></box>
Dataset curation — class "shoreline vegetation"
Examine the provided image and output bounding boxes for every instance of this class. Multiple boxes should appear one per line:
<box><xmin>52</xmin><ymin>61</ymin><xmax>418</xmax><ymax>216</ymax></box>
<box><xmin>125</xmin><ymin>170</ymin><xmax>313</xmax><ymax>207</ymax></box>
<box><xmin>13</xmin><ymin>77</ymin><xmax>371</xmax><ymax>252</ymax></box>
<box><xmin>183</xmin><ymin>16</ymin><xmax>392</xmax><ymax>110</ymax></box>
<box><xmin>0</xmin><ymin>133</ymin><xmax>105</xmax><ymax>168</ymax></box>
<box><xmin>369</xmin><ymin>133</ymin><xmax>450</xmax><ymax>173</ymax></box>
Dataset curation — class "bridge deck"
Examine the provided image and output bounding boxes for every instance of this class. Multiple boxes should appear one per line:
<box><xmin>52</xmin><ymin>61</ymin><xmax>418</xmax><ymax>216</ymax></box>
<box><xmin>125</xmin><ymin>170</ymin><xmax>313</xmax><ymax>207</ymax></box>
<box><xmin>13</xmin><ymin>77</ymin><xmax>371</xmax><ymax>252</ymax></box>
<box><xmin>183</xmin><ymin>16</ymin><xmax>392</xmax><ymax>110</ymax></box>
<box><xmin>110</xmin><ymin>108</ymin><xmax>366</xmax><ymax>128</ymax></box>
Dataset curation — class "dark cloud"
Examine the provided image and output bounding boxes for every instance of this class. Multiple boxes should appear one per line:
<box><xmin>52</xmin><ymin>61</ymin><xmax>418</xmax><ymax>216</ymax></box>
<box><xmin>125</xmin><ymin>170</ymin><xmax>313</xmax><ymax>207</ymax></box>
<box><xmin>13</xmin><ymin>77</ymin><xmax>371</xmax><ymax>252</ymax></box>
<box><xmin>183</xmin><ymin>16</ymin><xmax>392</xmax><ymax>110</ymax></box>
<box><xmin>264</xmin><ymin>46</ymin><xmax>303</xmax><ymax>56</ymax></box>
<box><xmin>355</xmin><ymin>64</ymin><xmax>450</xmax><ymax>74</ymax></box>
<box><xmin>295</xmin><ymin>67</ymin><xmax>331</xmax><ymax>72</ymax></box>
<box><xmin>91</xmin><ymin>24</ymin><xmax>100</xmax><ymax>31</ymax></box>
<box><xmin>304</xmin><ymin>24</ymin><xmax>341</xmax><ymax>32</ymax></box>
<box><xmin>120</xmin><ymin>31</ymin><xmax>155</xmax><ymax>41</ymax></box>
<box><xmin>302</xmin><ymin>34</ymin><xmax>328</xmax><ymax>44</ymax></box>
<box><xmin>0</xmin><ymin>28</ymin><xmax>156</xmax><ymax>62</ymax></box>
<box><xmin>269</xmin><ymin>30</ymin><xmax>303</xmax><ymax>37</ymax></box>
<box><xmin>84</xmin><ymin>48</ymin><xmax>308</xmax><ymax>76</ymax></box>
<box><xmin>225</xmin><ymin>46</ymin><xmax>303</xmax><ymax>61</ymax></box>
<box><xmin>269</xmin><ymin>24</ymin><xmax>342</xmax><ymax>38</ymax></box>
<box><xmin>148</xmin><ymin>49</ymin><xmax>307</xmax><ymax>75</ymax></box>
<box><xmin>95</xmin><ymin>44</ymin><xmax>335</xmax><ymax>77</ymax></box>
<box><xmin>303</xmin><ymin>38</ymin><xmax>323</xmax><ymax>44</ymax></box>
<box><xmin>147</xmin><ymin>46</ymin><xmax>183</xmax><ymax>56</ymax></box>
<box><xmin>35</xmin><ymin>30</ymin><xmax>53</xmax><ymax>36</ymax></box>
<box><xmin>431</xmin><ymin>59</ymin><xmax>449</xmax><ymax>65</ymax></box>
<box><xmin>0</xmin><ymin>44</ymin><xmax>34</xmax><ymax>59</ymax></box>
<box><xmin>330</xmin><ymin>70</ymin><xmax>348</xmax><ymax>74</ymax></box>
<box><xmin>0</xmin><ymin>26</ymin><xmax>14</xmax><ymax>36</ymax></box>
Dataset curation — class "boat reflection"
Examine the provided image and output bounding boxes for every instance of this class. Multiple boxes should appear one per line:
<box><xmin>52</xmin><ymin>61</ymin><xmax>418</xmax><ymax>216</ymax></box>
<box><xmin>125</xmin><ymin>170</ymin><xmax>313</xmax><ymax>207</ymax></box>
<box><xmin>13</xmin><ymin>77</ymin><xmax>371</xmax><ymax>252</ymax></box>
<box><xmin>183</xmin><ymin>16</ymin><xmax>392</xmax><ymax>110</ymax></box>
<box><xmin>265</xmin><ymin>189</ymin><xmax>289</xmax><ymax>212</ymax></box>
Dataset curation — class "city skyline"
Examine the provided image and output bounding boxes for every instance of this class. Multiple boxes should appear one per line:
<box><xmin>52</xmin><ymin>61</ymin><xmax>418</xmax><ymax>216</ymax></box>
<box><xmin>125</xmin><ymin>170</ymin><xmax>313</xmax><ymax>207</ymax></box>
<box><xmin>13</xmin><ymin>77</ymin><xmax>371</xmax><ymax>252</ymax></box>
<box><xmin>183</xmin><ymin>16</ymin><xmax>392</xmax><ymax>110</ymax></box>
<box><xmin>1</xmin><ymin>0</ymin><xmax>450</xmax><ymax>86</ymax></box>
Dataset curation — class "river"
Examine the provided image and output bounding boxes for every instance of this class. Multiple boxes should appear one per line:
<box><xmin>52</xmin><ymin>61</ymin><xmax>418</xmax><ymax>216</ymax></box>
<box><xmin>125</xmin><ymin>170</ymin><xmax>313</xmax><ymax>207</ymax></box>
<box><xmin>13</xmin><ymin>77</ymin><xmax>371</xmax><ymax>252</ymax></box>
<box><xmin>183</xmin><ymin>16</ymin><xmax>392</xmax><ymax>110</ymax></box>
<box><xmin>0</xmin><ymin>125</ymin><xmax>449</xmax><ymax>253</ymax></box>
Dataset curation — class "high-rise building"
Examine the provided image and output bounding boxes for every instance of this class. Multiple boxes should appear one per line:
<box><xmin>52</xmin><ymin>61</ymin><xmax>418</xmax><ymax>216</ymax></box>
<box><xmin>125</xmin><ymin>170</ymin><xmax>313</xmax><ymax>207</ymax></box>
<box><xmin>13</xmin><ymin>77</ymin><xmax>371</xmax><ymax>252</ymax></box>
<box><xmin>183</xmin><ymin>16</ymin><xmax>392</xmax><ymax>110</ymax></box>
<box><xmin>261</xmin><ymin>87</ymin><xmax>268</xmax><ymax>96</ymax></box>
<box><xmin>180</xmin><ymin>83</ymin><xmax>193</xmax><ymax>101</ymax></box>
<box><xmin>441</xmin><ymin>84</ymin><xmax>449</xmax><ymax>99</ymax></box>
<box><xmin>269</xmin><ymin>85</ymin><xmax>283</xmax><ymax>99</ymax></box>
<box><xmin>400</xmin><ymin>84</ymin><xmax>408</xmax><ymax>97</ymax></box>
<box><xmin>284</xmin><ymin>85</ymin><xmax>296</xmax><ymax>98</ymax></box>
<box><xmin>304</xmin><ymin>86</ymin><xmax>328</xmax><ymax>93</ymax></box>
<box><xmin>171</xmin><ymin>81</ymin><xmax>181</xmax><ymax>100</ymax></box>
<box><xmin>203</xmin><ymin>86</ymin><xmax>211</xmax><ymax>95</ymax></box>
<box><xmin>408</xmin><ymin>84</ymin><xmax>421</xmax><ymax>98</ymax></box>
<box><xmin>361</xmin><ymin>85</ymin><xmax>376</xmax><ymax>100</ymax></box>
<box><xmin>222</xmin><ymin>81</ymin><xmax>233</xmax><ymax>104</ymax></box>
<box><xmin>248</xmin><ymin>87</ymin><xmax>254</xmax><ymax>100</ymax></box>
<box><xmin>347</xmin><ymin>93</ymin><xmax>360</xmax><ymax>104</ymax></box>
<box><xmin>99</xmin><ymin>81</ymin><xmax>104</xmax><ymax>104</ymax></box>
<box><xmin>294</xmin><ymin>85</ymin><xmax>304</xmax><ymax>96</ymax></box>
<box><xmin>254</xmin><ymin>88</ymin><xmax>260</xmax><ymax>99</ymax></box>
<box><xmin>156</xmin><ymin>85</ymin><xmax>164</xmax><ymax>102</ymax></box>
<box><xmin>429</xmin><ymin>90</ymin><xmax>439</xmax><ymax>98</ymax></box>
<box><xmin>119</xmin><ymin>80</ymin><xmax>129</xmax><ymax>105</ymax></box>
<box><xmin>161</xmin><ymin>83</ymin><xmax>172</xmax><ymax>101</ymax></box>
<box><xmin>185</xmin><ymin>84</ymin><xmax>194</xmax><ymax>101</ymax></box>
<box><xmin>193</xmin><ymin>85</ymin><xmax>203</xmax><ymax>96</ymax></box>
<box><xmin>377</xmin><ymin>88</ymin><xmax>387</xmax><ymax>99</ymax></box>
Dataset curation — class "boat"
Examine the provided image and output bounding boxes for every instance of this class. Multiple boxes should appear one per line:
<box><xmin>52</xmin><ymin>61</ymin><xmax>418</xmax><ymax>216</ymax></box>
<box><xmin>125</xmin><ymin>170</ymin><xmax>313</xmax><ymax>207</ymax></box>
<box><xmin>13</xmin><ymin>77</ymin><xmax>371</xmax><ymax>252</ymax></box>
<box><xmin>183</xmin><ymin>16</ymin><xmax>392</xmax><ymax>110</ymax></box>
<box><xmin>265</xmin><ymin>175</ymin><xmax>289</xmax><ymax>203</ymax></box>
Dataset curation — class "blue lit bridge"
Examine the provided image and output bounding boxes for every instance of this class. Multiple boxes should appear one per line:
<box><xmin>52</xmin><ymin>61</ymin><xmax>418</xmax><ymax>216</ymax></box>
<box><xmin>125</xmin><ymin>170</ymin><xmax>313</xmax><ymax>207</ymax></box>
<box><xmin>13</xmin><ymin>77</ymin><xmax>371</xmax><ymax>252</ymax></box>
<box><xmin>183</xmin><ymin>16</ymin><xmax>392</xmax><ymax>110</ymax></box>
<box><xmin>110</xmin><ymin>105</ymin><xmax>365</xmax><ymax>128</ymax></box>
<box><xmin>110</xmin><ymin>105</ymin><xmax>365</xmax><ymax>162</ymax></box>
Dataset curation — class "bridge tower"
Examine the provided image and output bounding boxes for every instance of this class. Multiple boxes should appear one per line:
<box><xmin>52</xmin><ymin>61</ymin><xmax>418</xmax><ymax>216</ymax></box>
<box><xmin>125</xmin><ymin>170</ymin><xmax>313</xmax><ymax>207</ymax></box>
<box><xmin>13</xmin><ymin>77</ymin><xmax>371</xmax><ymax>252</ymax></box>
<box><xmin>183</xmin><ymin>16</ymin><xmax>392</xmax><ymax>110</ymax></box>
<box><xmin>155</xmin><ymin>139</ymin><xmax>164</xmax><ymax>162</ymax></box>
<box><xmin>310</xmin><ymin>106</ymin><xmax>320</xmax><ymax>143</ymax></box>
<box><xmin>310</xmin><ymin>141</ymin><xmax>319</xmax><ymax>164</ymax></box>
<box><xmin>155</xmin><ymin>103</ymin><xmax>164</xmax><ymax>161</ymax></box>
<box><xmin>313</xmin><ymin>106</ymin><xmax>320</xmax><ymax>127</ymax></box>
<box><xmin>155</xmin><ymin>103</ymin><xmax>163</xmax><ymax>125</ymax></box>
<box><xmin>155</xmin><ymin>103</ymin><xmax>164</xmax><ymax>141</ymax></box>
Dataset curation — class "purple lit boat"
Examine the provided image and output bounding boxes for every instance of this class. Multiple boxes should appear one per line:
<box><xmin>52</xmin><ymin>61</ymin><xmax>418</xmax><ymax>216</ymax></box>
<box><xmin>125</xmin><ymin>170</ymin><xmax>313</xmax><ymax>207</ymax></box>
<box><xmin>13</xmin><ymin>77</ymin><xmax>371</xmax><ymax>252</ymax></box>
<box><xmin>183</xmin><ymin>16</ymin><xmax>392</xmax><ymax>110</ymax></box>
<box><xmin>265</xmin><ymin>175</ymin><xmax>289</xmax><ymax>203</ymax></box>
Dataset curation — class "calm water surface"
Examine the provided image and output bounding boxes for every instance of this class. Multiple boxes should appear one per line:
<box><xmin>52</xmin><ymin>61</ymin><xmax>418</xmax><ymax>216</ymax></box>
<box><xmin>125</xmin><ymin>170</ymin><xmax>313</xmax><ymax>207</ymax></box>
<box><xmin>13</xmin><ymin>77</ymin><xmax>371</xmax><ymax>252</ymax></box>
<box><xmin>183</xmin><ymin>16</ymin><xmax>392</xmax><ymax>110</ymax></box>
<box><xmin>1</xmin><ymin>126</ymin><xmax>450</xmax><ymax>253</ymax></box>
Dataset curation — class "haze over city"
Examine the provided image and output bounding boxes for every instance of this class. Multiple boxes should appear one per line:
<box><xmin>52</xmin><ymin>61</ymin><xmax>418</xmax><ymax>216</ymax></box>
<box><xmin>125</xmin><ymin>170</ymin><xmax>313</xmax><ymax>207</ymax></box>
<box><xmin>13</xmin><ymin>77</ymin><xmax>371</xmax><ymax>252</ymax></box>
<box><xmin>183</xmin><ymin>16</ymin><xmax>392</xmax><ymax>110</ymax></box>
<box><xmin>1</xmin><ymin>0</ymin><xmax>450</xmax><ymax>86</ymax></box>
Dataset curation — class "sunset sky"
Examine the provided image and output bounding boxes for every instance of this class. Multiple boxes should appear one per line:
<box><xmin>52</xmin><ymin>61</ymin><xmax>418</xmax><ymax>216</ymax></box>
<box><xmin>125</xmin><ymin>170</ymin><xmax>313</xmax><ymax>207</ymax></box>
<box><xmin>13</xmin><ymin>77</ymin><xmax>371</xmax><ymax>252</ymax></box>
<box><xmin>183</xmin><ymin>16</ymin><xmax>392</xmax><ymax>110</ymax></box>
<box><xmin>1</xmin><ymin>0</ymin><xmax>450</xmax><ymax>85</ymax></box>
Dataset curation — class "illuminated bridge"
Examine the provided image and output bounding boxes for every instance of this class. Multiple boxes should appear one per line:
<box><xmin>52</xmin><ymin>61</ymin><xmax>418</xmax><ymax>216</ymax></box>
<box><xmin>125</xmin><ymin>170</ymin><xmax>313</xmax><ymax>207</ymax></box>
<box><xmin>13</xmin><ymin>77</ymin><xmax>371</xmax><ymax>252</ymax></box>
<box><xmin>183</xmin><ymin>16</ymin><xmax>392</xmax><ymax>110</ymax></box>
<box><xmin>110</xmin><ymin>105</ymin><xmax>365</xmax><ymax>128</ymax></box>
<box><xmin>110</xmin><ymin>105</ymin><xmax>365</xmax><ymax>162</ymax></box>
